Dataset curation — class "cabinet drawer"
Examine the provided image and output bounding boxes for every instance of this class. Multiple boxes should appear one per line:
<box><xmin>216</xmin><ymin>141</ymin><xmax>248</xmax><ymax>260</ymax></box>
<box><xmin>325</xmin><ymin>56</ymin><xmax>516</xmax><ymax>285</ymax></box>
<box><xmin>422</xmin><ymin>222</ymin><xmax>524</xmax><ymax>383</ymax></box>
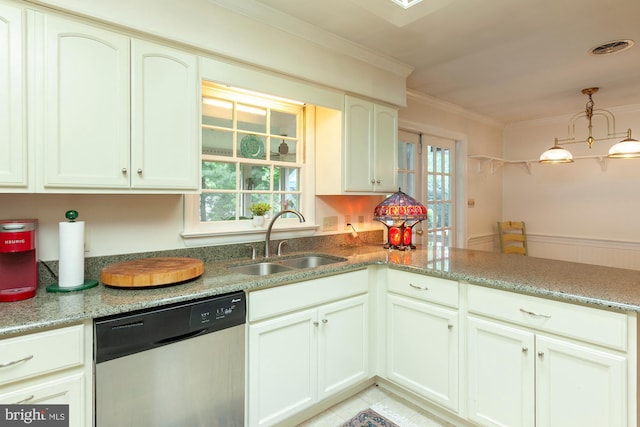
<box><xmin>0</xmin><ymin>325</ymin><xmax>84</xmax><ymax>386</ymax></box>
<box><xmin>248</xmin><ymin>270</ymin><xmax>368</xmax><ymax>322</ymax></box>
<box><xmin>467</xmin><ymin>285</ymin><xmax>628</xmax><ymax>351</ymax></box>
<box><xmin>387</xmin><ymin>269</ymin><xmax>458</xmax><ymax>308</ymax></box>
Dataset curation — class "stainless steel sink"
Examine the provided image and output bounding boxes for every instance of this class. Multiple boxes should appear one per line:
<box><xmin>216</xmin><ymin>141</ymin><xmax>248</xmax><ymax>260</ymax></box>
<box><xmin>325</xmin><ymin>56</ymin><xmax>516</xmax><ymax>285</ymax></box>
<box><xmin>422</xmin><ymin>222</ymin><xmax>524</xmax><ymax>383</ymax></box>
<box><xmin>278</xmin><ymin>255</ymin><xmax>346</xmax><ymax>269</ymax></box>
<box><xmin>228</xmin><ymin>262</ymin><xmax>295</xmax><ymax>276</ymax></box>
<box><xmin>228</xmin><ymin>254</ymin><xmax>346</xmax><ymax>276</ymax></box>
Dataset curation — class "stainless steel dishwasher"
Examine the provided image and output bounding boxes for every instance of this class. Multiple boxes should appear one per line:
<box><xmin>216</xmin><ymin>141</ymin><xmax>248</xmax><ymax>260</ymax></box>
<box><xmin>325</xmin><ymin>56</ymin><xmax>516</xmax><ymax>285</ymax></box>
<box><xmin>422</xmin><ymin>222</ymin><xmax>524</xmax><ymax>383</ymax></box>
<box><xmin>94</xmin><ymin>291</ymin><xmax>245</xmax><ymax>427</ymax></box>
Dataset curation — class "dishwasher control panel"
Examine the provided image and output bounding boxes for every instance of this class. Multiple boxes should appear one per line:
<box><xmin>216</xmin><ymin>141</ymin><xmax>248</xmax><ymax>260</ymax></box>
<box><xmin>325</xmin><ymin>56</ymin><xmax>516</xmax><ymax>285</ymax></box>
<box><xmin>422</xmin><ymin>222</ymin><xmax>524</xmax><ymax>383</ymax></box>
<box><xmin>189</xmin><ymin>293</ymin><xmax>244</xmax><ymax>328</ymax></box>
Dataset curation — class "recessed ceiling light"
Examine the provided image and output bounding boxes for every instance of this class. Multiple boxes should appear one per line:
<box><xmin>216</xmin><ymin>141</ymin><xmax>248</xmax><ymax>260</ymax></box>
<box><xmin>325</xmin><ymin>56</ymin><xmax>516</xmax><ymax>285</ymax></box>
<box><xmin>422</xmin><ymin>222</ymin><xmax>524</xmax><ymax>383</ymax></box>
<box><xmin>590</xmin><ymin>39</ymin><xmax>634</xmax><ymax>56</ymax></box>
<box><xmin>389</xmin><ymin>0</ymin><xmax>423</xmax><ymax>9</ymax></box>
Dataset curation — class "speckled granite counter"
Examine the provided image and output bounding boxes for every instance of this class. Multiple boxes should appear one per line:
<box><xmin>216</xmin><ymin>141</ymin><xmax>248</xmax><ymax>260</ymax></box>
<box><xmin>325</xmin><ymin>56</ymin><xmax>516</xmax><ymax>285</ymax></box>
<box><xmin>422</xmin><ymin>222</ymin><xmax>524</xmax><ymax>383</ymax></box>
<box><xmin>2</xmin><ymin>246</ymin><xmax>640</xmax><ymax>337</ymax></box>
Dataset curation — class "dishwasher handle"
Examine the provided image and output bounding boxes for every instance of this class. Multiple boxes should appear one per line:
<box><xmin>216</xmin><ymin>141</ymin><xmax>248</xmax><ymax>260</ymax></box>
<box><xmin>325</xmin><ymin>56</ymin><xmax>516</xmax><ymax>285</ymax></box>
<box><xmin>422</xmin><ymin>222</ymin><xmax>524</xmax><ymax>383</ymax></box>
<box><xmin>155</xmin><ymin>328</ymin><xmax>207</xmax><ymax>346</ymax></box>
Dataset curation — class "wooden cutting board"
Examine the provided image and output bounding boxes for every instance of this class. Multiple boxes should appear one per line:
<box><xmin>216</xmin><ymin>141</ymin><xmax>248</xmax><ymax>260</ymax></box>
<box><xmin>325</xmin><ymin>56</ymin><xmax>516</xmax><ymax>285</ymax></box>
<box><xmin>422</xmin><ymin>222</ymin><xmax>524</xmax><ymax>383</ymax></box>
<box><xmin>101</xmin><ymin>257</ymin><xmax>204</xmax><ymax>288</ymax></box>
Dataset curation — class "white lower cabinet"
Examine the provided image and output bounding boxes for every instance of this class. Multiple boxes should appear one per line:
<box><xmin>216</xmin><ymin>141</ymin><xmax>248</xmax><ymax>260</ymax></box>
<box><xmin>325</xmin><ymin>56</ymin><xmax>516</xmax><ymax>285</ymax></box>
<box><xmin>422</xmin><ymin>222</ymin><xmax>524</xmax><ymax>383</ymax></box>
<box><xmin>385</xmin><ymin>270</ymin><xmax>459</xmax><ymax>412</ymax></box>
<box><xmin>467</xmin><ymin>284</ymin><xmax>629</xmax><ymax>427</ymax></box>
<box><xmin>247</xmin><ymin>271</ymin><xmax>369</xmax><ymax>427</ymax></box>
<box><xmin>387</xmin><ymin>294</ymin><xmax>459</xmax><ymax>411</ymax></box>
<box><xmin>0</xmin><ymin>323</ymin><xmax>92</xmax><ymax>427</ymax></box>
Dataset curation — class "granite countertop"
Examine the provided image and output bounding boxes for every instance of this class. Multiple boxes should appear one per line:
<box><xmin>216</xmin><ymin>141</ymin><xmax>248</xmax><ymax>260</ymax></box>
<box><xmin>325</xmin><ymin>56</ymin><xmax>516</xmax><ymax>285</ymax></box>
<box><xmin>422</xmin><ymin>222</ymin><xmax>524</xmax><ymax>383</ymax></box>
<box><xmin>2</xmin><ymin>246</ymin><xmax>640</xmax><ymax>338</ymax></box>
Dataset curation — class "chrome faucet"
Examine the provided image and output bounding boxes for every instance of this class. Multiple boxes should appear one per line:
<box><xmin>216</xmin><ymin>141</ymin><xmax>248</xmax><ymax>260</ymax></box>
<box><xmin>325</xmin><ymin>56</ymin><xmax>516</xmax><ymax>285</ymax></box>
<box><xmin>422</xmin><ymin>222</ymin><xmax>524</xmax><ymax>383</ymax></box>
<box><xmin>264</xmin><ymin>209</ymin><xmax>305</xmax><ymax>258</ymax></box>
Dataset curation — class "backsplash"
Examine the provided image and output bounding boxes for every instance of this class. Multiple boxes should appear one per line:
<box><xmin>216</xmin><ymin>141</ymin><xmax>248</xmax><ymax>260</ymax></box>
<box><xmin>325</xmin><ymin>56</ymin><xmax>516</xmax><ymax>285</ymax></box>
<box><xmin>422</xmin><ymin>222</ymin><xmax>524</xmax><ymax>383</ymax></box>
<box><xmin>37</xmin><ymin>230</ymin><xmax>384</xmax><ymax>286</ymax></box>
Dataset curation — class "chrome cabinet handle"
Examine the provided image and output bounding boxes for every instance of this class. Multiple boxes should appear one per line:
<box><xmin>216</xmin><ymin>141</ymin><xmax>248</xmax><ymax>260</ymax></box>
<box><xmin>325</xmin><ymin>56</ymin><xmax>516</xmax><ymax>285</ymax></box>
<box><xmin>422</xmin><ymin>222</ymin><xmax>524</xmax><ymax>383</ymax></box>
<box><xmin>409</xmin><ymin>283</ymin><xmax>428</xmax><ymax>291</ymax></box>
<box><xmin>519</xmin><ymin>308</ymin><xmax>551</xmax><ymax>319</ymax></box>
<box><xmin>15</xmin><ymin>395</ymin><xmax>34</xmax><ymax>404</ymax></box>
<box><xmin>0</xmin><ymin>354</ymin><xmax>33</xmax><ymax>368</ymax></box>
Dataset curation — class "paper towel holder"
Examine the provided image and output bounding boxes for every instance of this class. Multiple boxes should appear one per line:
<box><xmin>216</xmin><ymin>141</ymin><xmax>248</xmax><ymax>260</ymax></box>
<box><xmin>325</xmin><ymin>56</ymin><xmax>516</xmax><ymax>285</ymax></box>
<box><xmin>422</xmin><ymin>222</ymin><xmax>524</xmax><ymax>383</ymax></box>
<box><xmin>46</xmin><ymin>210</ymin><xmax>99</xmax><ymax>293</ymax></box>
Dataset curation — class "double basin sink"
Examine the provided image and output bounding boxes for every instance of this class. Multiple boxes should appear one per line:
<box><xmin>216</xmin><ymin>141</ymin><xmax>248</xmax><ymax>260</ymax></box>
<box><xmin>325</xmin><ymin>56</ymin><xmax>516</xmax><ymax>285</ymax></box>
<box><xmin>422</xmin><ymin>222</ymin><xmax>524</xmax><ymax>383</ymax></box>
<box><xmin>228</xmin><ymin>254</ymin><xmax>347</xmax><ymax>276</ymax></box>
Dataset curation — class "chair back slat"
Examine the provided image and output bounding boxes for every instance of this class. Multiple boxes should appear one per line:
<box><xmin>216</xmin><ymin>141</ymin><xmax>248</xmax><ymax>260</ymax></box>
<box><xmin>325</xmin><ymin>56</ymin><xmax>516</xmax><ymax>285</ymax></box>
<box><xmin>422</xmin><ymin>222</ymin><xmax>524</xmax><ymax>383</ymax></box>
<box><xmin>497</xmin><ymin>221</ymin><xmax>528</xmax><ymax>255</ymax></box>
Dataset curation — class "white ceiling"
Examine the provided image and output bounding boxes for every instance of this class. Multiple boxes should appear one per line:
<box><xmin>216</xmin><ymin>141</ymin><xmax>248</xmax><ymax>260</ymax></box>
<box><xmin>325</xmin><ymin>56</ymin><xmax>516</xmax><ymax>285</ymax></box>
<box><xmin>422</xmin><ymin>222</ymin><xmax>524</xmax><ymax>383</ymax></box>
<box><xmin>216</xmin><ymin>0</ymin><xmax>640</xmax><ymax>124</ymax></box>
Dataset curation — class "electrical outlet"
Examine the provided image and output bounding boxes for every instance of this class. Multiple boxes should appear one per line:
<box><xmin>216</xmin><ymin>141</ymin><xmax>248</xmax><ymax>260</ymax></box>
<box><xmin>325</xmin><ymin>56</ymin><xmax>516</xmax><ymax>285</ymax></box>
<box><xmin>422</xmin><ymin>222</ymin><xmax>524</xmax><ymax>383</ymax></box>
<box><xmin>323</xmin><ymin>216</ymin><xmax>338</xmax><ymax>232</ymax></box>
<box><xmin>344</xmin><ymin>215</ymin><xmax>351</xmax><ymax>230</ymax></box>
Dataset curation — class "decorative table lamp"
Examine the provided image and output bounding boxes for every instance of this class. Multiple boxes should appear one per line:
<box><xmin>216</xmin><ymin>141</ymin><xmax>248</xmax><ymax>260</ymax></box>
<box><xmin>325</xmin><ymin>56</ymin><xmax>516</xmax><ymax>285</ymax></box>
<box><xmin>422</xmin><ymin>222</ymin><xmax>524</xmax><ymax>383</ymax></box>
<box><xmin>373</xmin><ymin>189</ymin><xmax>427</xmax><ymax>250</ymax></box>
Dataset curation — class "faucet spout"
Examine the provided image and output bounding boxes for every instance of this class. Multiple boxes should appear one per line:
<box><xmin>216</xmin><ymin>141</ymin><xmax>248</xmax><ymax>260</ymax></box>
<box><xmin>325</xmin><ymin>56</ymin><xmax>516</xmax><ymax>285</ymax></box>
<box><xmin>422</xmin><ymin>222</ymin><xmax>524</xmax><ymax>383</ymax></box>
<box><xmin>265</xmin><ymin>209</ymin><xmax>305</xmax><ymax>258</ymax></box>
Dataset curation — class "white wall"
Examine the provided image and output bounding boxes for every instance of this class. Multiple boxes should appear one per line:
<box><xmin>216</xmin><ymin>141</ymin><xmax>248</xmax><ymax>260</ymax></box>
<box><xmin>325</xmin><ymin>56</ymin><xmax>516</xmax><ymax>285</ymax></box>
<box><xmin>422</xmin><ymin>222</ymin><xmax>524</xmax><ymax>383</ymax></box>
<box><xmin>503</xmin><ymin>105</ymin><xmax>640</xmax><ymax>268</ymax></box>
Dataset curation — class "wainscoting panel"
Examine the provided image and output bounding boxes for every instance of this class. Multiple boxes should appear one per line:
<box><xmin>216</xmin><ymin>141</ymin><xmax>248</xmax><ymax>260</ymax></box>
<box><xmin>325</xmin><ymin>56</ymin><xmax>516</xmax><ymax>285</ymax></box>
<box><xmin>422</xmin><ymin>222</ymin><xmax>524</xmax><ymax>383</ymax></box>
<box><xmin>467</xmin><ymin>234</ymin><xmax>640</xmax><ymax>271</ymax></box>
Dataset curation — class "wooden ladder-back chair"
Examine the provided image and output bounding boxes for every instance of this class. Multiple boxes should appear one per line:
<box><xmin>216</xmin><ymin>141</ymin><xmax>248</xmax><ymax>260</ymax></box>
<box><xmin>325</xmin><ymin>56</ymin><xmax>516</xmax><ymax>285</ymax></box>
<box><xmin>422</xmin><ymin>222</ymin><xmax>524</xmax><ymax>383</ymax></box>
<box><xmin>497</xmin><ymin>221</ymin><xmax>528</xmax><ymax>255</ymax></box>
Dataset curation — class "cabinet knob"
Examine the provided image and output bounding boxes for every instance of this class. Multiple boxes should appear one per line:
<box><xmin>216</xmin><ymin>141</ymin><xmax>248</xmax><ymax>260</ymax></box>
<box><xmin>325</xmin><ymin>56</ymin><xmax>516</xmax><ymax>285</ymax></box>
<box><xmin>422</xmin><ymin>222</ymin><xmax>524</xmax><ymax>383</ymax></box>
<box><xmin>448</xmin><ymin>324</ymin><xmax>453</xmax><ymax>330</ymax></box>
<box><xmin>313</xmin><ymin>321</ymin><xmax>319</xmax><ymax>327</ymax></box>
<box><xmin>376</xmin><ymin>179</ymin><xmax>381</xmax><ymax>184</ymax></box>
<box><xmin>538</xmin><ymin>351</ymin><xmax>545</xmax><ymax>358</ymax></box>
<box><xmin>522</xmin><ymin>347</ymin><xmax>528</xmax><ymax>353</ymax></box>
<box><xmin>137</xmin><ymin>168</ymin><xmax>143</xmax><ymax>176</ymax></box>
<box><xmin>121</xmin><ymin>168</ymin><xmax>128</xmax><ymax>175</ymax></box>
<box><xmin>322</xmin><ymin>319</ymin><xmax>328</xmax><ymax>324</ymax></box>
<box><xmin>370</xmin><ymin>179</ymin><xmax>376</xmax><ymax>184</ymax></box>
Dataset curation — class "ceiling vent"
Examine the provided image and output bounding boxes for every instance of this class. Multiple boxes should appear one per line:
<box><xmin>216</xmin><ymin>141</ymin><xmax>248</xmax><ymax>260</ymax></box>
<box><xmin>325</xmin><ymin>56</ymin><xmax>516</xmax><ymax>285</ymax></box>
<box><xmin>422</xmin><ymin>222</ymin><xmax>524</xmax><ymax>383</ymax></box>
<box><xmin>590</xmin><ymin>40</ymin><xmax>634</xmax><ymax>56</ymax></box>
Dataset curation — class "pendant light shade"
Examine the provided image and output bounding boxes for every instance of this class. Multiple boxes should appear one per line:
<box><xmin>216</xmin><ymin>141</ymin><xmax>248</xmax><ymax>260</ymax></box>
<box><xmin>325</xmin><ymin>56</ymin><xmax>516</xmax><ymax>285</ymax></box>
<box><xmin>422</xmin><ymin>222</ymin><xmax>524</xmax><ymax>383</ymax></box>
<box><xmin>539</xmin><ymin>140</ymin><xmax>574</xmax><ymax>164</ymax></box>
<box><xmin>607</xmin><ymin>129</ymin><xmax>640</xmax><ymax>158</ymax></box>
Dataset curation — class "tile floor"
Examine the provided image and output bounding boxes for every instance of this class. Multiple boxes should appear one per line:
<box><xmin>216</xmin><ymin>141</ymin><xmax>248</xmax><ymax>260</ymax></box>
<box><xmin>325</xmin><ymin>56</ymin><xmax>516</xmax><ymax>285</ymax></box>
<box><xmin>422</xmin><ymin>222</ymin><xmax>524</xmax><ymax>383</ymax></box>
<box><xmin>297</xmin><ymin>384</ymin><xmax>457</xmax><ymax>427</ymax></box>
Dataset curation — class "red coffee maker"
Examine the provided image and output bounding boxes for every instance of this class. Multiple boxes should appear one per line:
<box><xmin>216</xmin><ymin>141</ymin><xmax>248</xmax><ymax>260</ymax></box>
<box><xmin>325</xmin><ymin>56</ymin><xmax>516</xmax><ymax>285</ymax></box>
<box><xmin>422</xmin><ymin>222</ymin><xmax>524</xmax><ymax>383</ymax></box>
<box><xmin>0</xmin><ymin>219</ymin><xmax>38</xmax><ymax>302</ymax></box>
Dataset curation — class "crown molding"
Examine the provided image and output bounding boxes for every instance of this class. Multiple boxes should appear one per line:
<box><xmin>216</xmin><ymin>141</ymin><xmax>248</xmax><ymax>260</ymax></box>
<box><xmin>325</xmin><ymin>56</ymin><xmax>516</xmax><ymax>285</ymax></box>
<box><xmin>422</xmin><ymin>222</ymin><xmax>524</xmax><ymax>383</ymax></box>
<box><xmin>406</xmin><ymin>89</ymin><xmax>504</xmax><ymax>128</ymax></box>
<box><xmin>208</xmin><ymin>0</ymin><xmax>414</xmax><ymax>79</ymax></box>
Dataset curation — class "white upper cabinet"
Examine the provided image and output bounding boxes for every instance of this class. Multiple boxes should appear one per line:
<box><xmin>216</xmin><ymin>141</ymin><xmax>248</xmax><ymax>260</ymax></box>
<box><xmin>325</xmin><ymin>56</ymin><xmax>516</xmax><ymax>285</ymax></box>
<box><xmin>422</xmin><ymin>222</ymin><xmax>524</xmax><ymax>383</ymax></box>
<box><xmin>0</xmin><ymin>2</ymin><xmax>28</xmax><ymax>191</ymax></box>
<box><xmin>315</xmin><ymin>96</ymin><xmax>398</xmax><ymax>195</ymax></box>
<box><xmin>28</xmin><ymin>11</ymin><xmax>199</xmax><ymax>192</ymax></box>
<box><xmin>344</xmin><ymin>96</ymin><xmax>398</xmax><ymax>193</ymax></box>
<box><xmin>31</xmin><ymin>13</ymin><xmax>131</xmax><ymax>190</ymax></box>
<box><xmin>130</xmin><ymin>39</ymin><xmax>198</xmax><ymax>190</ymax></box>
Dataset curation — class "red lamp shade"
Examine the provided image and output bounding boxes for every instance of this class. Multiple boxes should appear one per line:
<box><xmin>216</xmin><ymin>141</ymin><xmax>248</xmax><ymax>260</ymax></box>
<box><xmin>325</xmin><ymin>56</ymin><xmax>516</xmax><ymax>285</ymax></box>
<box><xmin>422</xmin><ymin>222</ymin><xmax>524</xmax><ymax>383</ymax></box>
<box><xmin>373</xmin><ymin>189</ymin><xmax>427</xmax><ymax>250</ymax></box>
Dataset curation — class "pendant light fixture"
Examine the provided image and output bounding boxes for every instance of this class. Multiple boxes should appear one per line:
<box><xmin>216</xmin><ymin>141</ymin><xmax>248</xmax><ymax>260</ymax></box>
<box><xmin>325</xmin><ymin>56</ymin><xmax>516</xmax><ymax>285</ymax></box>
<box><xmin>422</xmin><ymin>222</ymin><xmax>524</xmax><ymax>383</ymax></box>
<box><xmin>539</xmin><ymin>88</ymin><xmax>640</xmax><ymax>163</ymax></box>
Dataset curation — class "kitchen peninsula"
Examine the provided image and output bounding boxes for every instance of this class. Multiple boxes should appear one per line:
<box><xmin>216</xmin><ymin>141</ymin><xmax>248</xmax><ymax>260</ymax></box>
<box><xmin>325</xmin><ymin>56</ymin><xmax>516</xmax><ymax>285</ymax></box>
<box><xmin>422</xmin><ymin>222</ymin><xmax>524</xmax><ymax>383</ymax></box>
<box><xmin>0</xmin><ymin>246</ymin><xmax>638</xmax><ymax>426</ymax></box>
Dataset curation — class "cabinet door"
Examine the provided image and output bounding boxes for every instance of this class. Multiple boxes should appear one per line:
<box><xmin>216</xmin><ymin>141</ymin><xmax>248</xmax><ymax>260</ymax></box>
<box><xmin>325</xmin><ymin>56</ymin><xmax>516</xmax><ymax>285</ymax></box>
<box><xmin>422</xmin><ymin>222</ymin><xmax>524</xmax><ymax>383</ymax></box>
<box><xmin>36</xmin><ymin>14</ymin><xmax>130</xmax><ymax>189</ymax></box>
<box><xmin>318</xmin><ymin>294</ymin><xmax>369</xmax><ymax>400</ymax></box>
<box><xmin>344</xmin><ymin>96</ymin><xmax>374</xmax><ymax>192</ymax></box>
<box><xmin>373</xmin><ymin>104</ymin><xmax>398</xmax><ymax>192</ymax></box>
<box><xmin>131</xmin><ymin>39</ymin><xmax>199</xmax><ymax>190</ymax></box>
<box><xmin>387</xmin><ymin>294</ymin><xmax>459</xmax><ymax>411</ymax></box>
<box><xmin>536</xmin><ymin>335</ymin><xmax>626</xmax><ymax>427</ymax></box>
<box><xmin>467</xmin><ymin>316</ymin><xmax>535</xmax><ymax>427</ymax></box>
<box><xmin>248</xmin><ymin>309</ymin><xmax>317</xmax><ymax>427</ymax></box>
<box><xmin>0</xmin><ymin>2</ymin><xmax>27</xmax><ymax>190</ymax></box>
<box><xmin>0</xmin><ymin>373</ymin><xmax>85</xmax><ymax>427</ymax></box>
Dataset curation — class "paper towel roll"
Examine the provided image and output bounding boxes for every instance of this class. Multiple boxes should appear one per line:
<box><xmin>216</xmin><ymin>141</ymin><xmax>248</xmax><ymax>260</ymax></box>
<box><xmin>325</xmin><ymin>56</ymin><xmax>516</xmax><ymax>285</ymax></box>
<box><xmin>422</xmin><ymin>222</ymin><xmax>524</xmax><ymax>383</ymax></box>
<box><xmin>58</xmin><ymin>221</ymin><xmax>85</xmax><ymax>288</ymax></box>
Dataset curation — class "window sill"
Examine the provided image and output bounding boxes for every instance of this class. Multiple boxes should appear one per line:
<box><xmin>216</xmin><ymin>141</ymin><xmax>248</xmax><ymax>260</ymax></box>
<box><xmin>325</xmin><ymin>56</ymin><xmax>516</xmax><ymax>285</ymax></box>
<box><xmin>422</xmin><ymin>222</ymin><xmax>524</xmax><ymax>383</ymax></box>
<box><xmin>181</xmin><ymin>224</ymin><xmax>320</xmax><ymax>247</ymax></box>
